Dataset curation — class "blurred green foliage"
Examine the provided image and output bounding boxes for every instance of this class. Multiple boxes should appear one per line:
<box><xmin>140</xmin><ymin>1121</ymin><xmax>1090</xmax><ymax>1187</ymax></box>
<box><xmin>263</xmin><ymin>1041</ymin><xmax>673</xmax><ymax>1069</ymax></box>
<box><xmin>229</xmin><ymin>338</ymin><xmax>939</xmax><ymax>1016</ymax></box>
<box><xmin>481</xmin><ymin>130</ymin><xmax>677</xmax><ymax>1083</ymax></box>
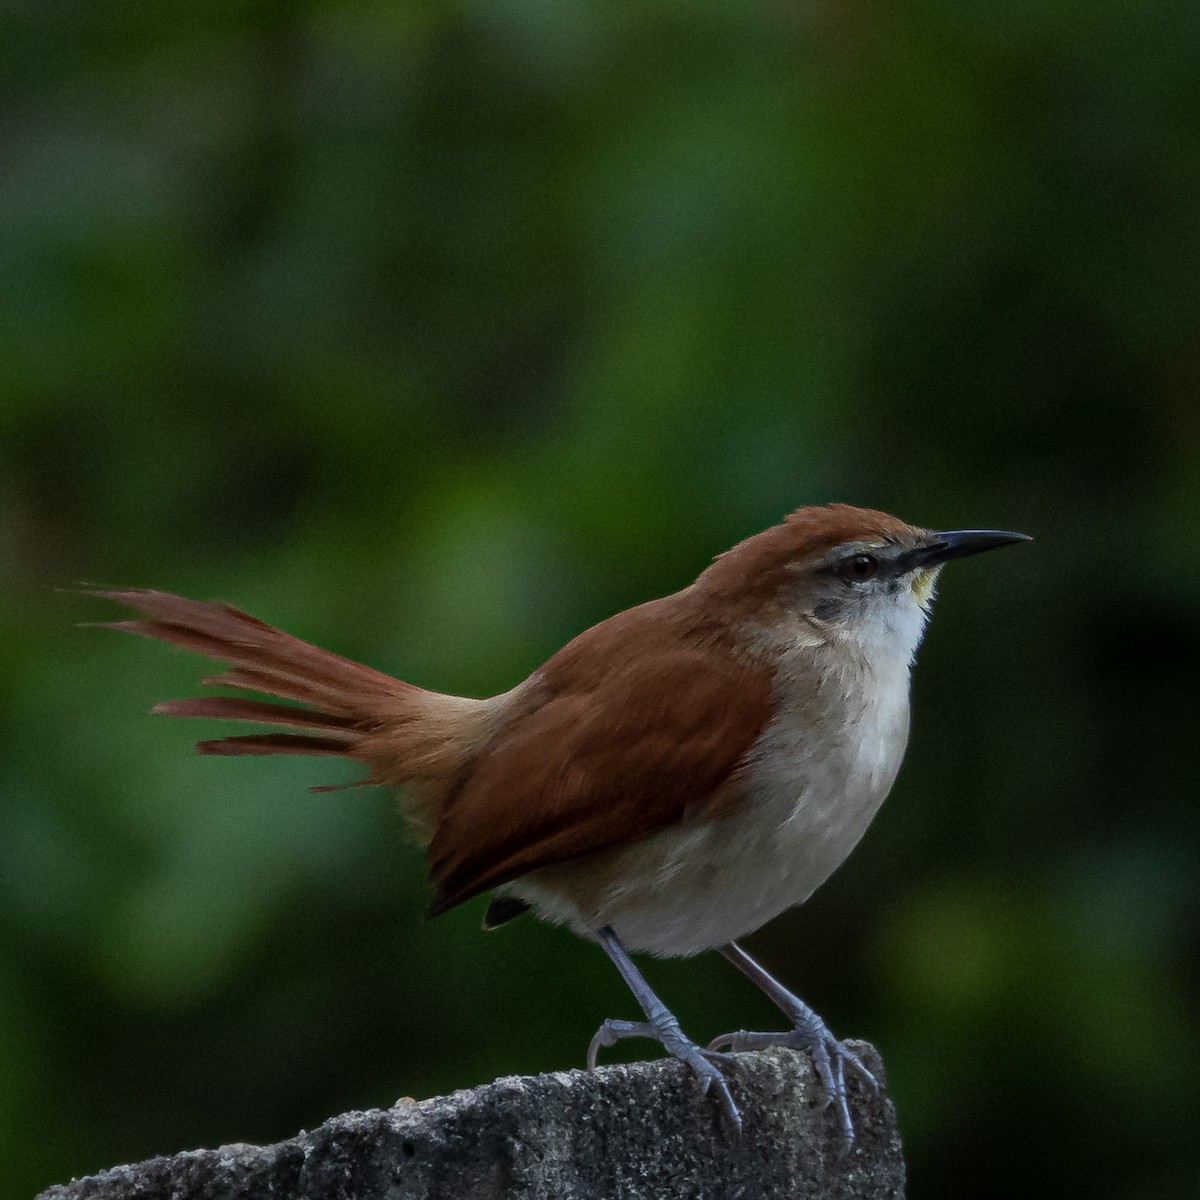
<box><xmin>2</xmin><ymin>1</ymin><xmax>1199</xmax><ymax>1196</ymax></box>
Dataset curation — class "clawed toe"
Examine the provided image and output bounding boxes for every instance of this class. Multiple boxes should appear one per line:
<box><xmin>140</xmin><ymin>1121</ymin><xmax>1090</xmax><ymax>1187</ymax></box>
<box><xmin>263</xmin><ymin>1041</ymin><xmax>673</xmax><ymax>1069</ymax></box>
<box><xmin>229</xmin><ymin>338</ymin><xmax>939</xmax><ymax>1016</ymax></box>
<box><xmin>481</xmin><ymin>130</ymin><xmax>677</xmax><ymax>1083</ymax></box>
<box><xmin>702</xmin><ymin>1048</ymin><xmax>750</xmax><ymax>1082</ymax></box>
<box><xmin>588</xmin><ymin>1017</ymin><xmax>649</xmax><ymax>1070</ymax></box>
<box><xmin>837</xmin><ymin>1043</ymin><xmax>879</xmax><ymax>1091</ymax></box>
<box><xmin>706</xmin><ymin>1024</ymin><xmax>875</xmax><ymax>1148</ymax></box>
<box><xmin>588</xmin><ymin>1015</ymin><xmax>744</xmax><ymax>1134</ymax></box>
<box><xmin>707</xmin><ymin>1029</ymin><xmax>753</xmax><ymax>1054</ymax></box>
<box><xmin>686</xmin><ymin>1048</ymin><xmax>743</xmax><ymax>1135</ymax></box>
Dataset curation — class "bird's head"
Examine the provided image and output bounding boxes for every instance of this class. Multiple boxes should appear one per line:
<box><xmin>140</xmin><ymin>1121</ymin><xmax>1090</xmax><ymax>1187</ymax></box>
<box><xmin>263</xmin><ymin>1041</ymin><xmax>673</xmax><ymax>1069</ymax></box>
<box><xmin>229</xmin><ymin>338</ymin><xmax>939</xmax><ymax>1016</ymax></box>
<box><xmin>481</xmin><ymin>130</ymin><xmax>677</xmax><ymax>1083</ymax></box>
<box><xmin>702</xmin><ymin>503</ymin><xmax>1031</xmax><ymax>663</ymax></box>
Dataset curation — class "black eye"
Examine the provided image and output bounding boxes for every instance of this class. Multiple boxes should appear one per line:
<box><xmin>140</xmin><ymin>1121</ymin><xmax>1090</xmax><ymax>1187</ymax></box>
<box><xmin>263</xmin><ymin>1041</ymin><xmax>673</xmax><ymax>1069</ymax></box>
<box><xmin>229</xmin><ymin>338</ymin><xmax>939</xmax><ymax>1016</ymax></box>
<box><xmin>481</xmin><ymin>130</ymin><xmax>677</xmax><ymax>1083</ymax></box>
<box><xmin>838</xmin><ymin>553</ymin><xmax>879</xmax><ymax>583</ymax></box>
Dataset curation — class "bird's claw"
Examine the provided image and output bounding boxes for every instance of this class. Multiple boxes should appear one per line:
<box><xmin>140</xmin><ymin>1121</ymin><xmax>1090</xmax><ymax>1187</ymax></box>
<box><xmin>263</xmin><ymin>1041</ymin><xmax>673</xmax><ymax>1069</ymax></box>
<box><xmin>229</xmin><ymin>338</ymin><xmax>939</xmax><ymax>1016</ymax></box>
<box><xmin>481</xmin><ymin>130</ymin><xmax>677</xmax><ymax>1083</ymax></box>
<box><xmin>589</xmin><ymin>1016</ymin><xmax>744</xmax><ymax>1135</ymax></box>
<box><xmin>709</xmin><ymin>1027</ymin><xmax>877</xmax><ymax>1088</ymax></box>
<box><xmin>707</xmin><ymin>1020</ymin><xmax>876</xmax><ymax>1149</ymax></box>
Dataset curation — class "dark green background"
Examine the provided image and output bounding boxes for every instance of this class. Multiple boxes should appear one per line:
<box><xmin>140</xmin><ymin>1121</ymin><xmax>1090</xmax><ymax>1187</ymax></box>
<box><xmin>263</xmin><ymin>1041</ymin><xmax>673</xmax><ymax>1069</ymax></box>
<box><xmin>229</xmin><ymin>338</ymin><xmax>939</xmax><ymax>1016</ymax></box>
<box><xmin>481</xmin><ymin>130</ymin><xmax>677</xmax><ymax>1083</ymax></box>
<box><xmin>3</xmin><ymin>2</ymin><xmax>1198</xmax><ymax>1197</ymax></box>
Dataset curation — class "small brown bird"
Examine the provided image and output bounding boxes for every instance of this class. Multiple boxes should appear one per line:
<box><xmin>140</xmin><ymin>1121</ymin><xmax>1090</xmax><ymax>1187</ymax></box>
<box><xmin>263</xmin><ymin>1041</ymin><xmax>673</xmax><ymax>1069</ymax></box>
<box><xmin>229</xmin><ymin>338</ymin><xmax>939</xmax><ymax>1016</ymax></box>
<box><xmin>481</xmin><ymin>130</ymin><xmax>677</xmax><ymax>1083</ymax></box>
<box><xmin>93</xmin><ymin>503</ymin><xmax>1029</xmax><ymax>1140</ymax></box>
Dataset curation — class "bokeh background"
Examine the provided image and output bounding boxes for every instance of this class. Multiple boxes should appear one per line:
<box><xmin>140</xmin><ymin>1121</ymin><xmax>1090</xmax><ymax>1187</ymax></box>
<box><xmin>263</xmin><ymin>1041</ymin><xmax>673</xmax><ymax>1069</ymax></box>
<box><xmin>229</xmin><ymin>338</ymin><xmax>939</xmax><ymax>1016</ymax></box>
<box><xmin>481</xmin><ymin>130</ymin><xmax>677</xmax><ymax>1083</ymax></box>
<box><xmin>3</xmin><ymin>1</ymin><xmax>1199</xmax><ymax>1196</ymax></box>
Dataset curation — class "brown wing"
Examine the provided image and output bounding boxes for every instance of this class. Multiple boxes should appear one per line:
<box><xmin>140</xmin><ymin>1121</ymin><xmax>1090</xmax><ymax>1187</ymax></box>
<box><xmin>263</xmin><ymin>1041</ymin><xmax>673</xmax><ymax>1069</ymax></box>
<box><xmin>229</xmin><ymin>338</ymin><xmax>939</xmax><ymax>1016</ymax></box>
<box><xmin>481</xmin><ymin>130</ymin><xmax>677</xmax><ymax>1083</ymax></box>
<box><xmin>426</xmin><ymin>605</ymin><xmax>773</xmax><ymax>915</ymax></box>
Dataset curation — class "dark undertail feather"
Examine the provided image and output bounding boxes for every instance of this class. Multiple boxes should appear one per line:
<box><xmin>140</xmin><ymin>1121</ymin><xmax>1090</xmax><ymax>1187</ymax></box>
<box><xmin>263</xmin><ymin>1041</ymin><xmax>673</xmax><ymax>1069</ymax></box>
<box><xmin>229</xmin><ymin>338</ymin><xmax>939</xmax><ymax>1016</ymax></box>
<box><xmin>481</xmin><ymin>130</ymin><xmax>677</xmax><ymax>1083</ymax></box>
<box><xmin>153</xmin><ymin>696</ymin><xmax>358</xmax><ymax>730</ymax></box>
<box><xmin>196</xmin><ymin>733</ymin><xmax>353</xmax><ymax>757</ymax></box>
<box><xmin>482</xmin><ymin>896</ymin><xmax>531</xmax><ymax>929</ymax></box>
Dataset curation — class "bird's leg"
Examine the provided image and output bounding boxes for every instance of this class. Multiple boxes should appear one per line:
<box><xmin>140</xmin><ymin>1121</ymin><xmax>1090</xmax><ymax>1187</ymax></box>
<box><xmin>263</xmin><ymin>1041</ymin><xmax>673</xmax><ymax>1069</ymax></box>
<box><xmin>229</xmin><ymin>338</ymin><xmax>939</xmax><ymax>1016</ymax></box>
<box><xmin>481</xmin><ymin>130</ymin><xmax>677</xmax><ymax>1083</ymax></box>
<box><xmin>587</xmin><ymin>925</ymin><xmax>744</xmax><ymax>1134</ymax></box>
<box><xmin>708</xmin><ymin>941</ymin><xmax>877</xmax><ymax>1146</ymax></box>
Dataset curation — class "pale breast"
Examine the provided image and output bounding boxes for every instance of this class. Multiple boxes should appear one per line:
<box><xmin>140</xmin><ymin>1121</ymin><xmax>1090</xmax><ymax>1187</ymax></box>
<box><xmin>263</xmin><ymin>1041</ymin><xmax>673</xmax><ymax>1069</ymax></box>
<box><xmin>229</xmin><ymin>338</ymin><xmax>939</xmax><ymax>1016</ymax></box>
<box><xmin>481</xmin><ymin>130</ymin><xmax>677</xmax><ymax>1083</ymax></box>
<box><xmin>510</xmin><ymin>599</ymin><xmax>924</xmax><ymax>956</ymax></box>
<box><xmin>511</xmin><ymin>650</ymin><xmax>912</xmax><ymax>957</ymax></box>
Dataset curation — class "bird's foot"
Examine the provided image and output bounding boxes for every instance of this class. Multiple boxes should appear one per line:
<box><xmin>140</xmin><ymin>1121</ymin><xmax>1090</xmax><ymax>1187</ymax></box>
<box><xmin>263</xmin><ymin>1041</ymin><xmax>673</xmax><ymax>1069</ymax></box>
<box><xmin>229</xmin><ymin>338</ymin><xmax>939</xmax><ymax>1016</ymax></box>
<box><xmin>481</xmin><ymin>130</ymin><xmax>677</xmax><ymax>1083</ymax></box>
<box><xmin>708</xmin><ymin>1011</ymin><xmax>877</xmax><ymax>1148</ymax></box>
<box><xmin>589</xmin><ymin>1012</ymin><xmax>746</xmax><ymax>1135</ymax></box>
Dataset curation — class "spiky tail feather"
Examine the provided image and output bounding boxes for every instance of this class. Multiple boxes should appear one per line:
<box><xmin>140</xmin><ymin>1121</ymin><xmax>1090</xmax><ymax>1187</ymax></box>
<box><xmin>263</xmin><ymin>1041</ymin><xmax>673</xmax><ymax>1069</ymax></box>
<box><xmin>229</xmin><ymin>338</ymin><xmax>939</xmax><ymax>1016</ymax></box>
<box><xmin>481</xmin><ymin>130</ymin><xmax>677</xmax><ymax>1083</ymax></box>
<box><xmin>91</xmin><ymin>587</ymin><xmax>405</xmax><ymax>754</ymax></box>
<box><xmin>90</xmin><ymin>589</ymin><xmax>493</xmax><ymax>833</ymax></box>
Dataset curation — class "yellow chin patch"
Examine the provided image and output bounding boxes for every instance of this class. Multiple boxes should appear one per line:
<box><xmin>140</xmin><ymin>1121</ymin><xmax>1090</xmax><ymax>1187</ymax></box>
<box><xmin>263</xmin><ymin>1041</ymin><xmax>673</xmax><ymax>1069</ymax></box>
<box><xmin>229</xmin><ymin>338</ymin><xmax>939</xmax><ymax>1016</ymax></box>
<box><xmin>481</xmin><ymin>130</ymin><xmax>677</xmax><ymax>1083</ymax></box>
<box><xmin>911</xmin><ymin>565</ymin><xmax>943</xmax><ymax>611</ymax></box>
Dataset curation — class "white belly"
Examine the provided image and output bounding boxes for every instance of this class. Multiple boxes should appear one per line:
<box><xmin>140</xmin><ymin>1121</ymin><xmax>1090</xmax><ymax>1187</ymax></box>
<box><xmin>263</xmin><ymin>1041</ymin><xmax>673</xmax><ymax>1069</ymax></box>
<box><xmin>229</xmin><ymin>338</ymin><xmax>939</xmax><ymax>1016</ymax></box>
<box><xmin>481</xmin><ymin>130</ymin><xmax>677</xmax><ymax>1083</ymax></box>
<box><xmin>509</xmin><ymin>587</ymin><xmax>928</xmax><ymax>957</ymax></box>
<box><xmin>512</xmin><ymin>658</ymin><xmax>912</xmax><ymax>957</ymax></box>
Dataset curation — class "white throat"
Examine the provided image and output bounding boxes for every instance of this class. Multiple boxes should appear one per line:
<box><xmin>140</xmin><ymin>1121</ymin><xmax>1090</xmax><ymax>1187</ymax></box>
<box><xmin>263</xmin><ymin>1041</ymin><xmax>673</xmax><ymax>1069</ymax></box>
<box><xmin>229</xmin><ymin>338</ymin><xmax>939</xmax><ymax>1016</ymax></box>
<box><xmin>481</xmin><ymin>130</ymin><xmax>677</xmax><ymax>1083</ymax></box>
<box><xmin>839</xmin><ymin>584</ymin><xmax>932</xmax><ymax>674</ymax></box>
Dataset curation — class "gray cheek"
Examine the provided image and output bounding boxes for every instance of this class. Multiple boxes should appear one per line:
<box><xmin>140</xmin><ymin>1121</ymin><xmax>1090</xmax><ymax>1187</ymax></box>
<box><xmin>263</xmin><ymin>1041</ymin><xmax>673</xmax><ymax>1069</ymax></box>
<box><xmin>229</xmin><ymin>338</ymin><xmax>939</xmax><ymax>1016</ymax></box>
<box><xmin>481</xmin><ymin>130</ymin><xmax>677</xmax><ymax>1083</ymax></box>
<box><xmin>812</xmin><ymin>596</ymin><xmax>847</xmax><ymax>622</ymax></box>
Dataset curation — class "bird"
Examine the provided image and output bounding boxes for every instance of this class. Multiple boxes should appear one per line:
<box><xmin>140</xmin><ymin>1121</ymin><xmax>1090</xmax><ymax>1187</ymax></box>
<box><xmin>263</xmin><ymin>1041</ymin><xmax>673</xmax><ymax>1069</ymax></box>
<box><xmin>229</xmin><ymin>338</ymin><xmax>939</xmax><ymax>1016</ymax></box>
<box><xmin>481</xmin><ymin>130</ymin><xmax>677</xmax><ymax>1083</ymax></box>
<box><xmin>91</xmin><ymin>503</ymin><xmax>1030</xmax><ymax>1142</ymax></box>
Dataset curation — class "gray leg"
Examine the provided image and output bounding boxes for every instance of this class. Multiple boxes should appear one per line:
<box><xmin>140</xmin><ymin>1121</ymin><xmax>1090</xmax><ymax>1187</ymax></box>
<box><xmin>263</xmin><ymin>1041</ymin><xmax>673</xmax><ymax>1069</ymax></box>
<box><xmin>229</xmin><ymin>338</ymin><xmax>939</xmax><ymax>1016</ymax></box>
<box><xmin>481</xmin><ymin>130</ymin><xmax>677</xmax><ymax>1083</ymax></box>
<box><xmin>588</xmin><ymin>925</ymin><xmax>744</xmax><ymax>1134</ymax></box>
<box><xmin>709</xmin><ymin>941</ymin><xmax>877</xmax><ymax>1147</ymax></box>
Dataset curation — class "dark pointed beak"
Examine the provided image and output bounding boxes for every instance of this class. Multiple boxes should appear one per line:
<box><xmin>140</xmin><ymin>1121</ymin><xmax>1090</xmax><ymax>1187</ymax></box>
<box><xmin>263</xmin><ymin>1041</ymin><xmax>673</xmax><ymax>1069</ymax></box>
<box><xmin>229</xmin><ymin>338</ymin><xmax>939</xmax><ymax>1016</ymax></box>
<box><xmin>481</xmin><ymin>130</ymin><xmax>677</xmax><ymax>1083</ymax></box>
<box><xmin>899</xmin><ymin>529</ymin><xmax>1032</xmax><ymax>571</ymax></box>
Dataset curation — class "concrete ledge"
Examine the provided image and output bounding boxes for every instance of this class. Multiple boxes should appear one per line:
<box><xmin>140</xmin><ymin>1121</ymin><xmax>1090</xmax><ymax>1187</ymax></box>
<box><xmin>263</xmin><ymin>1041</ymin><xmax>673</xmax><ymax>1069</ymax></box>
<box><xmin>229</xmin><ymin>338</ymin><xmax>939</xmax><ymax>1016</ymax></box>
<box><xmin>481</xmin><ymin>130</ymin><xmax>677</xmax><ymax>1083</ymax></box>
<box><xmin>38</xmin><ymin>1044</ymin><xmax>904</xmax><ymax>1199</ymax></box>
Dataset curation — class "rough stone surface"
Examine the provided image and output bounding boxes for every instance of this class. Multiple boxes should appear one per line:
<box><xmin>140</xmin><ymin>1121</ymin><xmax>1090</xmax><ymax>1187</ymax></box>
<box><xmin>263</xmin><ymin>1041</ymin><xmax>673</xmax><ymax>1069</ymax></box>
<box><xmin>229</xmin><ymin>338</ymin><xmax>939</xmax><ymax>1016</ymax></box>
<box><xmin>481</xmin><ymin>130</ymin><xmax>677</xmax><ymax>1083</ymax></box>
<box><xmin>38</xmin><ymin>1044</ymin><xmax>904</xmax><ymax>1199</ymax></box>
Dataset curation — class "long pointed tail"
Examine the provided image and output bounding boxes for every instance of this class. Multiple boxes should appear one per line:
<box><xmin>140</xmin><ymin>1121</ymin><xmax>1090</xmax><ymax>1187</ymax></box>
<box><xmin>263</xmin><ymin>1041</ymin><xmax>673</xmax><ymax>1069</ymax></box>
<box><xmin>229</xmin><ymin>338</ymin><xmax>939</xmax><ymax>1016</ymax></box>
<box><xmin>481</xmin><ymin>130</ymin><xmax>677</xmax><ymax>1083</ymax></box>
<box><xmin>93</xmin><ymin>588</ymin><xmax>412</xmax><ymax>757</ymax></box>
<box><xmin>90</xmin><ymin>590</ymin><xmax>493</xmax><ymax>822</ymax></box>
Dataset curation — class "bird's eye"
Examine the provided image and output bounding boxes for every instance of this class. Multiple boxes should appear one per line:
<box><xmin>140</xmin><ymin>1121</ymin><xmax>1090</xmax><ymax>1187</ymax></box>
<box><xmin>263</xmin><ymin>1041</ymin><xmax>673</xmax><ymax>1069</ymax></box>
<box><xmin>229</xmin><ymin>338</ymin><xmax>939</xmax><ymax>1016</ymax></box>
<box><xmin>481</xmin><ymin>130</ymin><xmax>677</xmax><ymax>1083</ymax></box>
<box><xmin>837</xmin><ymin>553</ymin><xmax>879</xmax><ymax>583</ymax></box>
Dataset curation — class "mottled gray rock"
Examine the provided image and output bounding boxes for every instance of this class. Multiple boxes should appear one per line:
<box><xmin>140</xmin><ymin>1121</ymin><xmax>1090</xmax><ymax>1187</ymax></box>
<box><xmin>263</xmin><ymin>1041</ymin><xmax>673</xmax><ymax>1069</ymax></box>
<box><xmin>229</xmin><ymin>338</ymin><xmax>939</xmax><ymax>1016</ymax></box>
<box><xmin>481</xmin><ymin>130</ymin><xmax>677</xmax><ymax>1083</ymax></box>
<box><xmin>38</xmin><ymin>1044</ymin><xmax>904</xmax><ymax>1199</ymax></box>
